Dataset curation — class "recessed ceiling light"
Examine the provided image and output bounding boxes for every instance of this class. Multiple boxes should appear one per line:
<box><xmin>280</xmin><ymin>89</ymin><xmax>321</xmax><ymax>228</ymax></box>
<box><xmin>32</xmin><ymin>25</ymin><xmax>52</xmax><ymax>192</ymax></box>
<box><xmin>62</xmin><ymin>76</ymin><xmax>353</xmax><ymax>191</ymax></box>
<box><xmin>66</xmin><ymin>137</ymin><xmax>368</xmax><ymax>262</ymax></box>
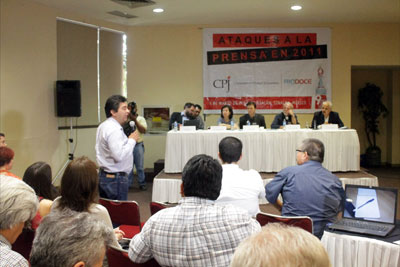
<box><xmin>291</xmin><ymin>5</ymin><xmax>302</xmax><ymax>11</ymax></box>
<box><xmin>153</xmin><ymin>8</ymin><xmax>164</xmax><ymax>13</ymax></box>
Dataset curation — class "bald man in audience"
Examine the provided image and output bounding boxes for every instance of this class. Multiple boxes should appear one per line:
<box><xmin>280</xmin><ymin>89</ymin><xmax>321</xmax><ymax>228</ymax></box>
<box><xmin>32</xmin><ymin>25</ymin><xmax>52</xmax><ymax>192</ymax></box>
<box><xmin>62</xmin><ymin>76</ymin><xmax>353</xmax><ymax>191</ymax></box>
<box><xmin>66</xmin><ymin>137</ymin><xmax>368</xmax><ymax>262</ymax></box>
<box><xmin>271</xmin><ymin>102</ymin><xmax>299</xmax><ymax>129</ymax></box>
<box><xmin>0</xmin><ymin>177</ymin><xmax>39</xmax><ymax>267</ymax></box>
<box><xmin>311</xmin><ymin>101</ymin><xmax>344</xmax><ymax>128</ymax></box>
<box><xmin>265</xmin><ymin>138</ymin><xmax>344</xmax><ymax>239</ymax></box>
<box><xmin>230</xmin><ymin>223</ymin><xmax>331</xmax><ymax>267</ymax></box>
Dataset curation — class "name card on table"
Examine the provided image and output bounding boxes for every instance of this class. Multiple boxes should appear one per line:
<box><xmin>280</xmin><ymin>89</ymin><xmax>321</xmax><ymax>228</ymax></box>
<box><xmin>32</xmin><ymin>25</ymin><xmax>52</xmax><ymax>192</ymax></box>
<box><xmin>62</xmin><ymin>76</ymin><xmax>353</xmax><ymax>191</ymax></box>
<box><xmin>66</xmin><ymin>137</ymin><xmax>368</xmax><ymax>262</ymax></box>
<box><xmin>210</xmin><ymin>126</ymin><xmax>227</xmax><ymax>131</ymax></box>
<box><xmin>180</xmin><ymin>126</ymin><xmax>196</xmax><ymax>132</ymax></box>
<box><xmin>321</xmin><ymin>124</ymin><xmax>339</xmax><ymax>130</ymax></box>
<box><xmin>284</xmin><ymin>124</ymin><xmax>301</xmax><ymax>130</ymax></box>
<box><xmin>243</xmin><ymin>125</ymin><xmax>260</xmax><ymax>131</ymax></box>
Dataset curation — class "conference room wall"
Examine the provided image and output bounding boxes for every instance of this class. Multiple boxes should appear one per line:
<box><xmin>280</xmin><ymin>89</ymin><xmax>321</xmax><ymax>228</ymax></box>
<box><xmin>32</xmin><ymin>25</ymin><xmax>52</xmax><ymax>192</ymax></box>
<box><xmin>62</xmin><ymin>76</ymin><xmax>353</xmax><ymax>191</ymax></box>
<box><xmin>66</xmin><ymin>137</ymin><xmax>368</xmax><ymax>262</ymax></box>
<box><xmin>127</xmin><ymin>24</ymin><xmax>400</xmax><ymax>169</ymax></box>
<box><xmin>0</xmin><ymin>0</ymin><xmax>127</xmax><ymax>178</ymax></box>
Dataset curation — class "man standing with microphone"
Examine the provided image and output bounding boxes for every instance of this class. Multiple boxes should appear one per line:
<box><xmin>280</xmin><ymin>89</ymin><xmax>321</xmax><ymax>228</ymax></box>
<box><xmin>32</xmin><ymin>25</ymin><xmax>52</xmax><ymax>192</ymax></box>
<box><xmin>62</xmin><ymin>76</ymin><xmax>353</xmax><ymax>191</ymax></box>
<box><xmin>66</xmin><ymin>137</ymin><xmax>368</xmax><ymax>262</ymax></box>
<box><xmin>124</xmin><ymin>101</ymin><xmax>148</xmax><ymax>190</ymax></box>
<box><xmin>96</xmin><ymin>95</ymin><xmax>139</xmax><ymax>200</ymax></box>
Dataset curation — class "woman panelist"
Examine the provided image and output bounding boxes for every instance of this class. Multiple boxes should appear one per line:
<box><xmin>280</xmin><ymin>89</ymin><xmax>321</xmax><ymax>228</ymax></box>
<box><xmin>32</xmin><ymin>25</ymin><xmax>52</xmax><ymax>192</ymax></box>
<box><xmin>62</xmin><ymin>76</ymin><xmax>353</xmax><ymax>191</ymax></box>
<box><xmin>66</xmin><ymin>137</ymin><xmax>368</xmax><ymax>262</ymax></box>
<box><xmin>217</xmin><ymin>105</ymin><xmax>238</xmax><ymax>130</ymax></box>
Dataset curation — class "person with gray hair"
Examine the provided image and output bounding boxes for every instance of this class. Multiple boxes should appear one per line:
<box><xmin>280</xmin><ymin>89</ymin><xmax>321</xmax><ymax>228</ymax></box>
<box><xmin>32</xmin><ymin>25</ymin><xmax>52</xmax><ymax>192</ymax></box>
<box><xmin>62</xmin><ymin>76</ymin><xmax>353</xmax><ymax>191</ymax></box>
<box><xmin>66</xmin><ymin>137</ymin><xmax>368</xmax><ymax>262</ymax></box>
<box><xmin>230</xmin><ymin>223</ymin><xmax>331</xmax><ymax>267</ymax></box>
<box><xmin>265</xmin><ymin>138</ymin><xmax>344</xmax><ymax>239</ymax></box>
<box><xmin>311</xmin><ymin>100</ymin><xmax>344</xmax><ymax>128</ymax></box>
<box><xmin>30</xmin><ymin>210</ymin><xmax>113</xmax><ymax>267</ymax></box>
<box><xmin>0</xmin><ymin>176</ymin><xmax>39</xmax><ymax>267</ymax></box>
<box><xmin>271</xmin><ymin>102</ymin><xmax>299</xmax><ymax>129</ymax></box>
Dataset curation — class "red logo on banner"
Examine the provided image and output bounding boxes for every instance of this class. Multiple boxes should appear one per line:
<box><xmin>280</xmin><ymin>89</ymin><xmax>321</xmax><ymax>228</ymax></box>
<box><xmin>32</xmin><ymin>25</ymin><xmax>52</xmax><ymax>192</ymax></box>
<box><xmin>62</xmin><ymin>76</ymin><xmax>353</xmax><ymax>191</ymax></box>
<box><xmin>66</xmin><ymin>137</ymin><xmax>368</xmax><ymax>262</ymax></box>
<box><xmin>204</xmin><ymin>97</ymin><xmax>312</xmax><ymax>110</ymax></box>
<box><xmin>213</xmin><ymin>33</ymin><xmax>317</xmax><ymax>48</ymax></box>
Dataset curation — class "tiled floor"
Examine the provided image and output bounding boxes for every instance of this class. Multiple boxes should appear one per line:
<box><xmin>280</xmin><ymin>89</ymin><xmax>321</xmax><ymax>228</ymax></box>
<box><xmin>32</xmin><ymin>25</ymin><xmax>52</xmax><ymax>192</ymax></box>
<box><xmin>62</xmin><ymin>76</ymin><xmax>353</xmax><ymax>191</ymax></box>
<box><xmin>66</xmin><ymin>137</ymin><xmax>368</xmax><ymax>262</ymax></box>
<box><xmin>128</xmin><ymin>167</ymin><xmax>400</xmax><ymax>222</ymax></box>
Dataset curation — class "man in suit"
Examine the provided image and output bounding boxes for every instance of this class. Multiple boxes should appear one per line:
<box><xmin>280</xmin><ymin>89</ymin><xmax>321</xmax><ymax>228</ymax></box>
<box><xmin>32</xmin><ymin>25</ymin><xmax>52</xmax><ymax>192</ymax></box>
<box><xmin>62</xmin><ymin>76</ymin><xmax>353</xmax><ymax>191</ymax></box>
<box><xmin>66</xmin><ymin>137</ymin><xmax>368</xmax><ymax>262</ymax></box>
<box><xmin>311</xmin><ymin>101</ymin><xmax>344</xmax><ymax>128</ymax></box>
<box><xmin>169</xmin><ymin>102</ymin><xmax>195</xmax><ymax>130</ymax></box>
<box><xmin>271</xmin><ymin>102</ymin><xmax>299</xmax><ymax>129</ymax></box>
<box><xmin>239</xmin><ymin>101</ymin><xmax>266</xmax><ymax>129</ymax></box>
<box><xmin>193</xmin><ymin>104</ymin><xmax>205</xmax><ymax>129</ymax></box>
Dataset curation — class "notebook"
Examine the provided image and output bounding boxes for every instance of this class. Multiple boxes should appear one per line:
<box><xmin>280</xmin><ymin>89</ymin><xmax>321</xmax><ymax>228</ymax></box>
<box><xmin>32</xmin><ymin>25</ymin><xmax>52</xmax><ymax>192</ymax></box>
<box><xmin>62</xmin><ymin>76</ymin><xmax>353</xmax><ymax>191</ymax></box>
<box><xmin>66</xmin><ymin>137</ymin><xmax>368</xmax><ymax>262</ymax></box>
<box><xmin>328</xmin><ymin>185</ymin><xmax>398</xmax><ymax>237</ymax></box>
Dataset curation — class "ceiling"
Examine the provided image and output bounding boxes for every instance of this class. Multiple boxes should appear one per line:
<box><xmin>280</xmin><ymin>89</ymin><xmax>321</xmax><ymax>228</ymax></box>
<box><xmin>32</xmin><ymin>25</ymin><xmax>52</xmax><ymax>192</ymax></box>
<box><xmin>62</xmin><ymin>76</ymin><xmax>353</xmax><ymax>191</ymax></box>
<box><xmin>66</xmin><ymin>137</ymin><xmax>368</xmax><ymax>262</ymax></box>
<box><xmin>32</xmin><ymin>0</ymin><xmax>400</xmax><ymax>26</ymax></box>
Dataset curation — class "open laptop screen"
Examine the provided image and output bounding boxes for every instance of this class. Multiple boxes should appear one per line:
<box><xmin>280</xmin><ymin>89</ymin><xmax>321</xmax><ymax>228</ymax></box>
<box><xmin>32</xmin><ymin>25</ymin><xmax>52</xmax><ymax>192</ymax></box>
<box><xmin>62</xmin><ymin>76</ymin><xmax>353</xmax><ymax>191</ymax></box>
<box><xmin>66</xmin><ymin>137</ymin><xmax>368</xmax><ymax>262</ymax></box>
<box><xmin>343</xmin><ymin>185</ymin><xmax>397</xmax><ymax>224</ymax></box>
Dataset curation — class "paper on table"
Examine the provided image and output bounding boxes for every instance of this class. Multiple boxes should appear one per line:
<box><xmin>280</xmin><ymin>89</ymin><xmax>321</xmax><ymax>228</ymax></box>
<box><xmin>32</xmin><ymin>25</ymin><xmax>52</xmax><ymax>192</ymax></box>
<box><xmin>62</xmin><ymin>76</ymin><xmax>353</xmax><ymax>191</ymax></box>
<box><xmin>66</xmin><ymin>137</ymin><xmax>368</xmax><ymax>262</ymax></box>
<box><xmin>354</xmin><ymin>188</ymin><xmax>380</xmax><ymax>219</ymax></box>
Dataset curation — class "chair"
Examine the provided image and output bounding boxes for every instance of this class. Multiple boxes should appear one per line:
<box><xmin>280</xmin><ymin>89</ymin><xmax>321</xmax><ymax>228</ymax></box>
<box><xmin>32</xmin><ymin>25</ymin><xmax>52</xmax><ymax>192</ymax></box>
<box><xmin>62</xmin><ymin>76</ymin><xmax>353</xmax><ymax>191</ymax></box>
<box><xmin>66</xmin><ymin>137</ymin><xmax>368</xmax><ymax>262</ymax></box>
<box><xmin>107</xmin><ymin>246</ymin><xmax>161</xmax><ymax>267</ymax></box>
<box><xmin>149</xmin><ymin>201</ymin><xmax>168</xmax><ymax>216</ymax></box>
<box><xmin>11</xmin><ymin>228</ymin><xmax>35</xmax><ymax>260</ymax></box>
<box><xmin>256</xmin><ymin>212</ymin><xmax>313</xmax><ymax>234</ymax></box>
<box><xmin>99</xmin><ymin>198</ymin><xmax>142</xmax><ymax>238</ymax></box>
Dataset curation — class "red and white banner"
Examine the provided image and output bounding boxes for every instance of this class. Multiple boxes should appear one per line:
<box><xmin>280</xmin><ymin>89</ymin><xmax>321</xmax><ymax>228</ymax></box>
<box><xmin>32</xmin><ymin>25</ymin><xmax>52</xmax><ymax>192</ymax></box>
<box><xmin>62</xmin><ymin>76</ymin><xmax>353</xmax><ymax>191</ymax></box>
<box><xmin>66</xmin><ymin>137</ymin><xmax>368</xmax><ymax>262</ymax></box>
<box><xmin>203</xmin><ymin>28</ymin><xmax>331</xmax><ymax>114</ymax></box>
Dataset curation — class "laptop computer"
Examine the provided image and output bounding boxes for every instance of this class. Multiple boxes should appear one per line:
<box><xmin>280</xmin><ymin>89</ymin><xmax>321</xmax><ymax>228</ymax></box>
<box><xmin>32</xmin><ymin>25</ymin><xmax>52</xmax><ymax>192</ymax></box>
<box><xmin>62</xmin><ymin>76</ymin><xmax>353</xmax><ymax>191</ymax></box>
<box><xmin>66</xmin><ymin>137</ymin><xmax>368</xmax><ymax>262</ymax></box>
<box><xmin>328</xmin><ymin>184</ymin><xmax>398</xmax><ymax>237</ymax></box>
<box><xmin>183</xmin><ymin>119</ymin><xmax>200</xmax><ymax>130</ymax></box>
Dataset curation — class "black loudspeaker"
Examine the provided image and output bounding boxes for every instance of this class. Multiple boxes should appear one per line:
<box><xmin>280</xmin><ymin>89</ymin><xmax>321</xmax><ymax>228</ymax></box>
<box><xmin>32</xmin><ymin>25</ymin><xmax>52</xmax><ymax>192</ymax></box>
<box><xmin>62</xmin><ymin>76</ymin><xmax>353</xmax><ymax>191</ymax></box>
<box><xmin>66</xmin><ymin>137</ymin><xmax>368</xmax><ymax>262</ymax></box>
<box><xmin>56</xmin><ymin>80</ymin><xmax>81</xmax><ymax>117</ymax></box>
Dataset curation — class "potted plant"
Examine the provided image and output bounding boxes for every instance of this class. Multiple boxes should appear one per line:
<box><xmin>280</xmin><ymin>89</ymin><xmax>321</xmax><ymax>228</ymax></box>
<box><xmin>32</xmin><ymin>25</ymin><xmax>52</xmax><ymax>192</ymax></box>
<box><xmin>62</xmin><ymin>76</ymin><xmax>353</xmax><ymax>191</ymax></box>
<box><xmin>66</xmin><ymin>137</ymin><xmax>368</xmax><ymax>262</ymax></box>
<box><xmin>357</xmin><ymin>83</ymin><xmax>388</xmax><ymax>167</ymax></box>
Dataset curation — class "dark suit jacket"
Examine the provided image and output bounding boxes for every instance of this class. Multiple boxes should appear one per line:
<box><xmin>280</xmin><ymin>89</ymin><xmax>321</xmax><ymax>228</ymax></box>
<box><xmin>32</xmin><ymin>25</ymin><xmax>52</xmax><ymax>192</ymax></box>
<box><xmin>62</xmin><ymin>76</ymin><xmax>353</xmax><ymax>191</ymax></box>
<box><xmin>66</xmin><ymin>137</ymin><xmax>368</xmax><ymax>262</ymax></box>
<box><xmin>311</xmin><ymin>111</ymin><xmax>344</xmax><ymax>128</ymax></box>
<box><xmin>271</xmin><ymin>112</ymin><xmax>299</xmax><ymax>129</ymax></box>
<box><xmin>239</xmin><ymin>114</ymin><xmax>266</xmax><ymax>129</ymax></box>
<box><xmin>169</xmin><ymin>112</ymin><xmax>183</xmax><ymax>130</ymax></box>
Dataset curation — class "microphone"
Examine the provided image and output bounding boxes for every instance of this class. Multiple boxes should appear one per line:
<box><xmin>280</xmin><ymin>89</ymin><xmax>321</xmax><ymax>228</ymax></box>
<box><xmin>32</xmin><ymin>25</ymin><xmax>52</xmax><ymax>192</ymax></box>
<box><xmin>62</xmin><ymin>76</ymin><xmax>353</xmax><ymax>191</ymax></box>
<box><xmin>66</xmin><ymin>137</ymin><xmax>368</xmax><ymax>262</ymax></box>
<box><xmin>129</xmin><ymin>121</ymin><xmax>136</xmax><ymax>131</ymax></box>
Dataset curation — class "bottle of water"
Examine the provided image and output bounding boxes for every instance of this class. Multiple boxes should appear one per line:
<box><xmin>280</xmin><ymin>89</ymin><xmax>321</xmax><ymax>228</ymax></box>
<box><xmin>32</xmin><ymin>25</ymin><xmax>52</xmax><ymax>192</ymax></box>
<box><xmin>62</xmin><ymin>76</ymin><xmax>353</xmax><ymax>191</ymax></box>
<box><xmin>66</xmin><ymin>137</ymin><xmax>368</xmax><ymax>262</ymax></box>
<box><xmin>173</xmin><ymin>121</ymin><xmax>178</xmax><ymax>131</ymax></box>
<box><xmin>247</xmin><ymin>120</ymin><xmax>250</xmax><ymax>126</ymax></box>
<box><xmin>283</xmin><ymin>119</ymin><xmax>286</xmax><ymax>127</ymax></box>
<box><xmin>230</xmin><ymin>120</ymin><xmax>234</xmax><ymax>130</ymax></box>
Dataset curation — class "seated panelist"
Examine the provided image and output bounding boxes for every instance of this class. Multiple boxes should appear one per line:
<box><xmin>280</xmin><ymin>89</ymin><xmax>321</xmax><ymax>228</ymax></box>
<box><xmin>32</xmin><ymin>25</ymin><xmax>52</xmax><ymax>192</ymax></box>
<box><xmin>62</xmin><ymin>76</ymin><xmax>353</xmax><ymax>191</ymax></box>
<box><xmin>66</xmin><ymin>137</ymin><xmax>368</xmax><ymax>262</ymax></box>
<box><xmin>217</xmin><ymin>105</ymin><xmax>238</xmax><ymax>130</ymax></box>
<box><xmin>311</xmin><ymin>101</ymin><xmax>344</xmax><ymax>128</ymax></box>
<box><xmin>239</xmin><ymin>101</ymin><xmax>266</xmax><ymax>129</ymax></box>
<box><xmin>271</xmin><ymin>102</ymin><xmax>299</xmax><ymax>129</ymax></box>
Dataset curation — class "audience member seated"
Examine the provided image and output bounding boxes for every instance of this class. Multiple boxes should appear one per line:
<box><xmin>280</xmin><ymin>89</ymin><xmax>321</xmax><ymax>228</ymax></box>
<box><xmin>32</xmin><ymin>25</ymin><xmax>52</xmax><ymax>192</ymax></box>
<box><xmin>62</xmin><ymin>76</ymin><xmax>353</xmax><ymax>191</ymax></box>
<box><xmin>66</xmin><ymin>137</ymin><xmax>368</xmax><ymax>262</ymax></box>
<box><xmin>230</xmin><ymin>223</ymin><xmax>331</xmax><ymax>267</ymax></box>
<box><xmin>271</xmin><ymin>102</ymin><xmax>299</xmax><ymax>129</ymax></box>
<box><xmin>23</xmin><ymin>162</ymin><xmax>59</xmax><ymax>230</ymax></box>
<box><xmin>0</xmin><ymin>176</ymin><xmax>39</xmax><ymax>267</ymax></box>
<box><xmin>311</xmin><ymin>100</ymin><xmax>344</xmax><ymax>128</ymax></box>
<box><xmin>129</xmin><ymin>154</ymin><xmax>260</xmax><ymax>266</ymax></box>
<box><xmin>265</xmin><ymin>138</ymin><xmax>344</xmax><ymax>239</ymax></box>
<box><xmin>0</xmin><ymin>133</ymin><xmax>6</xmax><ymax>147</ymax></box>
<box><xmin>30</xmin><ymin>209</ymin><xmax>113</xmax><ymax>267</ymax></box>
<box><xmin>216</xmin><ymin>137</ymin><xmax>265</xmax><ymax>217</ymax></box>
<box><xmin>217</xmin><ymin>105</ymin><xmax>238</xmax><ymax>129</ymax></box>
<box><xmin>193</xmin><ymin>104</ymin><xmax>205</xmax><ymax>129</ymax></box>
<box><xmin>169</xmin><ymin>102</ymin><xmax>195</xmax><ymax>129</ymax></box>
<box><xmin>51</xmin><ymin>156</ymin><xmax>124</xmax><ymax>248</ymax></box>
<box><xmin>0</xmin><ymin>146</ymin><xmax>21</xmax><ymax>180</ymax></box>
<box><xmin>239</xmin><ymin>101</ymin><xmax>266</xmax><ymax>129</ymax></box>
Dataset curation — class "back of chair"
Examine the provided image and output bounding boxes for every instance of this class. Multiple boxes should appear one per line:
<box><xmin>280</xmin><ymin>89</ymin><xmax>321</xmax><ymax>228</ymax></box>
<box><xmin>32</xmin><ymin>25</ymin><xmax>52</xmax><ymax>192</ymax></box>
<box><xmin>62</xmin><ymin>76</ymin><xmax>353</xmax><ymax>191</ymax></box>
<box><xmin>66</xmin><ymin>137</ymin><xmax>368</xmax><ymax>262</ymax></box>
<box><xmin>107</xmin><ymin>246</ymin><xmax>161</xmax><ymax>267</ymax></box>
<box><xmin>99</xmin><ymin>198</ymin><xmax>141</xmax><ymax>226</ymax></box>
<box><xmin>256</xmin><ymin>212</ymin><xmax>313</xmax><ymax>234</ymax></box>
<box><xmin>149</xmin><ymin>202</ymin><xmax>167</xmax><ymax>216</ymax></box>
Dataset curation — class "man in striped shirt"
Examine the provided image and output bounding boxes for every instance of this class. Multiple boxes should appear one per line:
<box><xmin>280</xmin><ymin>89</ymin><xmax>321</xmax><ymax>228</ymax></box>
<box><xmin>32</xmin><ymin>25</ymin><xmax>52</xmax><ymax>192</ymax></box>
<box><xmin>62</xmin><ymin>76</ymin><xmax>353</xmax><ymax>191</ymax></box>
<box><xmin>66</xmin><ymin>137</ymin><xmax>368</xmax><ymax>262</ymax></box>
<box><xmin>129</xmin><ymin>154</ymin><xmax>261</xmax><ymax>267</ymax></box>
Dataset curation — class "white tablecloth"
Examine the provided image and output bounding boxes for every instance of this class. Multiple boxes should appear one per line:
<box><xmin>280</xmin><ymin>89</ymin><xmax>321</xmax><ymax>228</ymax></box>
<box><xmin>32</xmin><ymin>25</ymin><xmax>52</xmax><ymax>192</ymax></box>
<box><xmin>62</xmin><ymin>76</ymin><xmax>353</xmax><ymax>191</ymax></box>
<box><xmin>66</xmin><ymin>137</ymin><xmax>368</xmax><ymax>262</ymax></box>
<box><xmin>322</xmin><ymin>231</ymin><xmax>400</xmax><ymax>267</ymax></box>
<box><xmin>152</xmin><ymin>176</ymin><xmax>377</xmax><ymax>204</ymax></box>
<box><xmin>165</xmin><ymin>129</ymin><xmax>360</xmax><ymax>173</ymax></box>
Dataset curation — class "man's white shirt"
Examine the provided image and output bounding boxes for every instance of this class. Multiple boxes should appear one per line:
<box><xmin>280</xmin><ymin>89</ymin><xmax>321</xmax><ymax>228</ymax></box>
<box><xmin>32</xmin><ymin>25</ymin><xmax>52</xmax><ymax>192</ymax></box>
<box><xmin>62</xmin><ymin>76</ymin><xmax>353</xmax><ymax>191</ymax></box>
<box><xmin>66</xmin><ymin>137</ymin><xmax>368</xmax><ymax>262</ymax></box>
<box><xmin>96</xmin><ymin>117</ymin><xmax>136</xmax><ymax>173</ymax></box>
<box><xmin>216</xmin><ymin>164</ymin><xmax>266</xmax><ymax>217</ymax></box>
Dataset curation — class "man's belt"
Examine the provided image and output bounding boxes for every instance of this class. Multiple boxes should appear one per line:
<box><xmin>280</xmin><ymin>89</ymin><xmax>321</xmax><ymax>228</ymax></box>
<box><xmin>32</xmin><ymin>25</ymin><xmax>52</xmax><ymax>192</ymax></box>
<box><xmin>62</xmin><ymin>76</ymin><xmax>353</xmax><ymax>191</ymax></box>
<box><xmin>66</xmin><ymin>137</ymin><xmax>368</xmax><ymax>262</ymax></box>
<box><xmin>99</xmin><ymin>168</ymin><xmax>126</xmax><ymax>178</ymax></box>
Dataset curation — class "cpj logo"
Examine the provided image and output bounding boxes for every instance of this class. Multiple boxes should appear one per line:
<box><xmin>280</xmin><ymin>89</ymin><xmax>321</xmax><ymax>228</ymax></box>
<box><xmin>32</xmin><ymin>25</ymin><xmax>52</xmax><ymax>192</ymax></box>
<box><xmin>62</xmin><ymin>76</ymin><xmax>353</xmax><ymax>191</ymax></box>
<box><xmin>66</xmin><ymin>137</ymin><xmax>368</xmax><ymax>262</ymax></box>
<box><xmin>213</xmin><ymin>76</ymin><xmax>231</xmax><ymax>92</ymax></box>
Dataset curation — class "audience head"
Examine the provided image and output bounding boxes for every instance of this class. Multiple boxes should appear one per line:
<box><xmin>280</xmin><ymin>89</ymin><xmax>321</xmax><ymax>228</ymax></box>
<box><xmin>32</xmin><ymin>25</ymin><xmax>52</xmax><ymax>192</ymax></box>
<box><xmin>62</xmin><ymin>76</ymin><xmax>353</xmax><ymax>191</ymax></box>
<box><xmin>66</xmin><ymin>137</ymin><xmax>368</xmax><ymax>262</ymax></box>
<box><xmin>58</xmin><ymin>156</ymin><xmax>98</xmax><ymax>212</ymax></box>
<box><xmin>297</xmin><ymin>138</ymin><xmax>325</xmax><ymax>165</ymax></box>
<box><xmin>104</xmin><ymin>95</ymin><xmax>129</xmax><ymax>124</ymax></box>
<box><xmin>246</xmin><ymin>101</ymin><xmax>257</xmax><ymax>117</ymax></box>
<box><xmin>182</xmin><ymin>154</ymin><xmax>222</xmax><ymax>200</ymax></box>
<box><xmin>219</xmin><ymin>136</ymin><xmax>242</xmax><ymax>164</ymax></box>
<box><xmin>0</xmin><ymin>133</ymin><xmax>6</xmax><ymax>147</ymax></box>
<box><xmin>30</xmin><ymin>210</ymin><xmax>113</xmax><ymax>267</ymax></box>
<box><xmin>321</xmin><ymin>101</ymin><xmax>332</xmax><ymax>117</ymax></box>
<box><xmin>23</xmin><ymin>162</ymin><xmax>58</xmax><ymax>200</ymax></box>
<box><xmin>220</xmin><ymin>105</ymin><xmax>234</xmax><ymax>120</ymax></box>
<box><xmin>0</xmin><ymin>177</ymin><xmax>39</xmax><ymax>244</ymax></box>
<box><xmin>0</xmin><ymin>146</ymin><xmax>14</xmax><ymax>170</ymax></box>
<box><xmin>183</xmin><ymin>102</ymin><xmax>195</xmax><ymax>118</ymax></box>
<box><xmin>230</xmin><ymin>223</ymin><xmax>331</xmax><ymax>267</ymax></box>
<box><xmin>128</xmin><ymin>101</ymin><xmax>137</xmax><ymax>113</ymax></box>
<box><xmin>283</xmin><ymin>102</ymin><xmax>294</xmax><ymax>116</ymax></box>
<box><xmin>194</xmin><ymin>104</ymin><xmax>202</xmax><ymax>118</ymax></box>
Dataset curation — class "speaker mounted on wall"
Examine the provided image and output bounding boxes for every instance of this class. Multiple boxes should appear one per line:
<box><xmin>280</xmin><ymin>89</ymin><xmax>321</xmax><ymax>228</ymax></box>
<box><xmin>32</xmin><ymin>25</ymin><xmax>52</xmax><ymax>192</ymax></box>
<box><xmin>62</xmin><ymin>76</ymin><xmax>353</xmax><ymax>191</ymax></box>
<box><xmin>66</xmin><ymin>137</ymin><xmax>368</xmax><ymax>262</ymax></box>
<box><xmin>56</xmin><ymin>80</ymin><xmax>82</xmax><ymax>117</ymax></box>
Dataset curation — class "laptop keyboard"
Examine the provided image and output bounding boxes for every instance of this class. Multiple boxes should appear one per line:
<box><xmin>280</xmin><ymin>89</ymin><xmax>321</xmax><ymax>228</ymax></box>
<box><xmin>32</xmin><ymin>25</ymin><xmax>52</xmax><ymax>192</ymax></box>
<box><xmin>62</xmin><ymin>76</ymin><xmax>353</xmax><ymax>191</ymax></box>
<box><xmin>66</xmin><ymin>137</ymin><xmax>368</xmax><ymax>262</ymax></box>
<box><xmin>337</xmin><ymin>219</ymin><xmax>390</xmax><ymax>232</ymax></box>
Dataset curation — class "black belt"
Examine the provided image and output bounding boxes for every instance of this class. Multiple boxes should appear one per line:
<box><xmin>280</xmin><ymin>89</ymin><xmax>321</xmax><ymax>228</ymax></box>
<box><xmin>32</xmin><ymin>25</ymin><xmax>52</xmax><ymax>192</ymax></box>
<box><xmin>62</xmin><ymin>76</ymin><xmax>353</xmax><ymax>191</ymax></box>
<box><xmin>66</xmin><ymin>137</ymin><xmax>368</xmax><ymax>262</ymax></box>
<box><xmin>99</xmin><ymin>168</ymin><xmax>126</xmax><ymax>176</ymax></box>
